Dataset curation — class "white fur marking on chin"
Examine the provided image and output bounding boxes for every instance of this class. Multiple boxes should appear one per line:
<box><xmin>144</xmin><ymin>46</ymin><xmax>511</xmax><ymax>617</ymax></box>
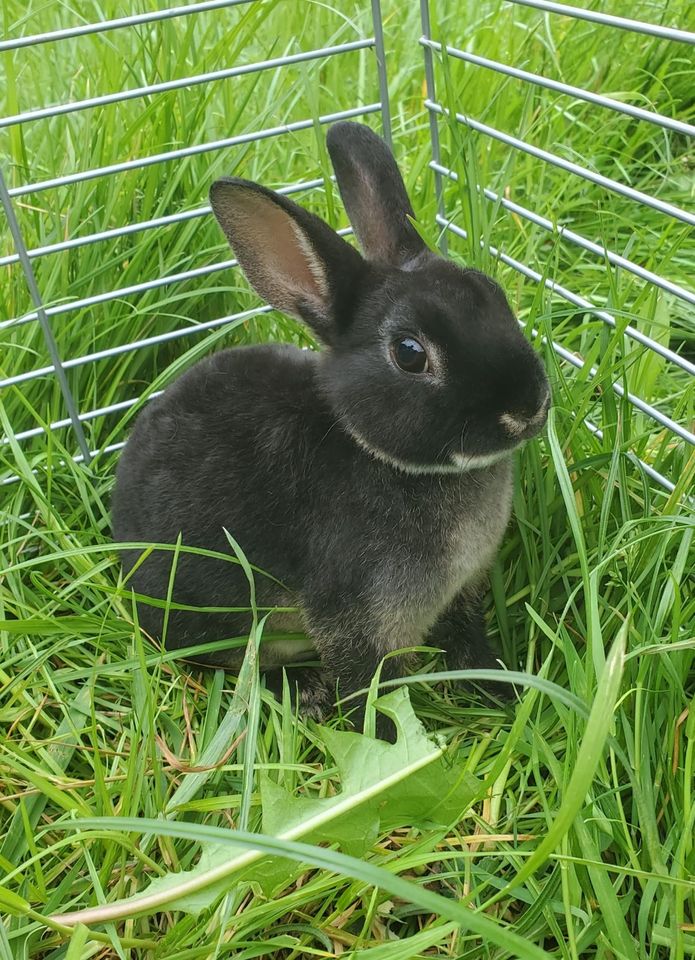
<box><xmin>451</xmin><ymin>449</ymin><xmax>514</xmax><ymax>470</ymax></box>
<box><xmin>347</xmin><ymin>424</ymin><xmax>511</xmax><ymax>475</ymax></box>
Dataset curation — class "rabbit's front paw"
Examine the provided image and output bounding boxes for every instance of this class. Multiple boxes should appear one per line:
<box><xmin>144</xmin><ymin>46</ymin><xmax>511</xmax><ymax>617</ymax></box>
<box><xmin>265</xmin><ymin>667</ymin><xmax>334</xmax><ymax>722</ymax></box>
<box><xmin>297</xmin><ymin>670</ymin><xmax>334</xmax><ymax>721</ymax></box>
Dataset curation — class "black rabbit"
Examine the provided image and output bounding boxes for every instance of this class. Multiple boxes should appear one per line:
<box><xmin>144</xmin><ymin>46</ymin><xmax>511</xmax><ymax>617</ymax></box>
<box><xmin>112</xmin><ymin>122</ymin><xmax>550</xmax><ymax>732</ymax></box>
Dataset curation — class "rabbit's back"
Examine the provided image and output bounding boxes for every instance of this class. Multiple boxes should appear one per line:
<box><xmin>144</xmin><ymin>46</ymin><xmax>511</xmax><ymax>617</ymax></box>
<box><xmin>112</xmin><ymin>343</ymin><xmax>327</xmax><ymax>657</ymax></box>
<box><xmin>114</xmin><ymin>344</ymin><xmax>320</xmax><ymax>541</ymax></box>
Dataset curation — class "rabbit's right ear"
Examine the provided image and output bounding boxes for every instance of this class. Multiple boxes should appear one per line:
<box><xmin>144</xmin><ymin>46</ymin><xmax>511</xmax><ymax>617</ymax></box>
<box><xmin>209</xmin><ymin>178</ymin><xmax>365</xmax><ymax>342</ymax></box>
<box><xmin>327</xmin><ymin>122</ymin><xmax>428</xmax><ymax>269</ymax></box>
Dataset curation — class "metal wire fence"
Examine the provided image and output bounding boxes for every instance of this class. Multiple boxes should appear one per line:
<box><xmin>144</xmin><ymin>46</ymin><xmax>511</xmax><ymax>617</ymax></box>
<box><xmin>0</xmin><ymin>0</ymin><xmax>390</xmax><ymax>481</ymax></box>
<box><xmin>420</xmin><ymin>0</ymin><xmax>694</xmax><ymax>494</ymax></box>
<box><xmin>1</xmin><ymin>0</ymin><xmax>693</xmax><ymax>494</ymax></box>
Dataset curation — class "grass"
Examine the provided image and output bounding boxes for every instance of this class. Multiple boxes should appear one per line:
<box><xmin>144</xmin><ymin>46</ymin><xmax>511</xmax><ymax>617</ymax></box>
<box><xmin>1</xmin><ymin>0</ymin><xmax>694</xmax><ymax>957</ymax></box>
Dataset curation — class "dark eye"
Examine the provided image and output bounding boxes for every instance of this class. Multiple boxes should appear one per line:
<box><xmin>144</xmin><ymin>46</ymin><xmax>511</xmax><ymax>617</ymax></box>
<box><xmin>391</xmin><ymin>337</ymin><xmax>429</xmax><ymax>374</ymax></box>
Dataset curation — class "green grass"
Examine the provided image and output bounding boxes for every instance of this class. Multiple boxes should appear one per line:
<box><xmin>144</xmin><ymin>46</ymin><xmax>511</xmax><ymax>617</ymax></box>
<box><xmin>1</xmin><ymin>0</ymin><xmax>694</xmax><ymax>957</ymax></box>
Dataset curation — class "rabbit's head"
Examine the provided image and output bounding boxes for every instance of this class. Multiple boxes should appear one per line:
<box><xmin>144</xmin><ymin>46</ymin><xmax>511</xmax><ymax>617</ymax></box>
<box><xmin>210</xmin><ymin>122</ymin><xmax>549</xmax><ymax>473</ymax></box>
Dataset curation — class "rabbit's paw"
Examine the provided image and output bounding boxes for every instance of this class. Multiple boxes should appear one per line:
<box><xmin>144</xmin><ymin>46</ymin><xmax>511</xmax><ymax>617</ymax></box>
<box><xmin>297</xmin><ymin>670</ymin><xmax>334</xmax><ymax>721</ymax></box>
<box><xmin>265</xmin><ymin>667</ymin><xmax>334</xmax><ymax>722</ymax></box>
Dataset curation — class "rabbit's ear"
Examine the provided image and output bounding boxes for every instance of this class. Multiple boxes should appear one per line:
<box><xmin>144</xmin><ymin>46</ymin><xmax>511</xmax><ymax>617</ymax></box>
<box><xmin>209</xmin><ymin>178</ymin><xmax>364</xmax><ymax>341</ymax></box>
<box><xmin>327</xmin><ymin>122</ymin><xmax>428</xmax><ymax>269</ymax></box>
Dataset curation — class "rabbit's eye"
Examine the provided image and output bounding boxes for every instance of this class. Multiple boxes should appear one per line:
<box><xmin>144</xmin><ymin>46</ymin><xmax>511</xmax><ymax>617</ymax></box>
<box><xmin>392</xmin><ymin>337</ymin><xmax>428</xmax><ymax>374</ymax></box>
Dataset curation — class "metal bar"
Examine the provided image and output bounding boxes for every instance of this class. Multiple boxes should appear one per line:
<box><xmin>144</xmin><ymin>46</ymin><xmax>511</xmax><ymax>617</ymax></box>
<box><xmin>0</xmin><ymin>178</ymin><xmax>325</xmax><ymax>268</ymax></box>
<box><xmin>74</xmin><ymin>442</ymin><xmax>126</xmax><ymax>465</ymax></box>
<box><xmin>8</xmin><ymin>103</ymin><xmax>381</xmax><ymax>198</ymax></box>
<box><xmin>1</xmin><ymin>41</ymin><xmax>375</xmax><ymax>129</ymax></box>
<box><xmin>422</xmin><ymin>39</ymin><xmax>695</xmax><ymax>139</ymax></box>
<box><xmin>431</xmin><ymin>161</ymin><xmax>695</xmax><ymax>312</ymax></box>
<box><xmin>370</xmin><ymin>0</ymin><xmax>392</xmax><ymax>147</ymax></box>
<box><xmin>437</xmin><ymin>216</ymin><xmax>695</xmax><ymax>447</ymax></box>
<box><xmin>1</xmin><ymin>225</ymin><xmax>353</xmax><ymax>334</ymax></box>
<box><xmin>419</xmin><ymin>0</ymin><xmax>447</xmax><ymax>254</ymax></box>
<box><xmin>0</xmin><ymin>205</ymin><xmax>206</xmax><ymax>269</ymax></box>
<box><xmin>2</xmin><ymin>393</ymin><xmax>162</xmax><ymax>445</ymax></box>
<box><xmin>0</xmin><ymin>305</ymin><xmax>272</xmax><ymax>391</ymax></box>
<box><xmin>426</xmin><ymin>101</ymin><xmax>695</xmax><ymax>229</ymax></box>
<box><xmin>0</xmin><ymin>0</ymin><xmax>256</xmax><ymax>52</ymax></box>
<box><xmin>0</xmin><ymin>229</ymin><xmax>352</xmax><ymax>386</ymax></box>
<box><xmin>582</xmin><ymin>420</ymin><xmax>675</xmax><ymax>495</ymax></box>
<box><xmin>432</xmin><ymin>163</ymin><xmax>695</xmax><ymax>375</ymax></box>
<box><xmin>0</xmin><ymin>167</ymin><xmax>91</xmax><ymax>463</ymax></box>
<box><xmin>503</xmin><ymin>0</ymin><xmax>695</xmax><ymax>45</ymax></box>
<box><xmin>1</xmin><ymin>441</ymin><xmax>128</xmax><ymax>488</ymax></box>
<box><xmin>1</xmin><ymin>259</ymin><xmax>239</xmax><ymax>333</ymax></box>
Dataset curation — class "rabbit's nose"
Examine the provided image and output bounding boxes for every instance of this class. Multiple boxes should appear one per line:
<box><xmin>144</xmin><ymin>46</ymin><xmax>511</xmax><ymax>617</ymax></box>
<box><xmin>499</xmin><ymin>390</ymin><xmax>551</xmax><ymax>439</ymax></box>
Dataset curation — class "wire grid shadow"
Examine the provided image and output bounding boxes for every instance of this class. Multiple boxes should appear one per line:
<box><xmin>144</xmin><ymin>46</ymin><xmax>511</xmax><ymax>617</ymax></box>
<box><xmin>1</xmin><ymin>0</ymin><xmax>693</xmax><ymax>495</ymax></box>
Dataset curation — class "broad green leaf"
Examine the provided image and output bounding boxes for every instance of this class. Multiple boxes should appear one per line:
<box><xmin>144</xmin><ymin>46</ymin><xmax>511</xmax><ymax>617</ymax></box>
<box><xmin>60</xmin><ymin>688</ymin><xmax>480</xmax><ymax>917</ymax></box>
<box><xmin>262</xmin><ymin>686</ymin><xmax>481</xmax><ymax>853</ymax></box>
<box><xmin>55</xmin><ymin>820</ymin><xmax>554</xmax><ymax>960</ymax></box>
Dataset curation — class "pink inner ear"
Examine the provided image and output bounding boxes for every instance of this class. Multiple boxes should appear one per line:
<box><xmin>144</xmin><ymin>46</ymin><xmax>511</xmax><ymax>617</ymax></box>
<box><xmin>232</xmin><ymin>194</ymin><xmax>328</xmax><ymax>313</ymax></box>
<box><xmin>348</xmin><ymin>162</ymin><xmax>402</xmax><ymax>267</ymax></box>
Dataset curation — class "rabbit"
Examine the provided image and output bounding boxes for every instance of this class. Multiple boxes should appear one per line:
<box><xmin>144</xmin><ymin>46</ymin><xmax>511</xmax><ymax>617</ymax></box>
<box><xmin>112</xmin><ymin>121</ymin><xmax>550</xmax><ymax>735</ymax></box>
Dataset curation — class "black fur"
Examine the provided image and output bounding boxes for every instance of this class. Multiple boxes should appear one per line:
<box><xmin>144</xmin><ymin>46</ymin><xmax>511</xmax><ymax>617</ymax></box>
<box><xmin>326</xmin><ymin>121</ymin><xmax>423</xmax><ymax>267</ymax></box>
<box><xmin>112</xmin><ymin>122</ymin><xmax>549</xmax><ymax>738</ymax></box>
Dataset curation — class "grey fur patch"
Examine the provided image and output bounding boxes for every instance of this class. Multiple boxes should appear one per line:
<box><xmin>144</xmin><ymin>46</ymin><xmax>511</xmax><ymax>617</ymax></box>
<box><xmin>297</xmin><ymin>672</ymin><xmax>334</xmax><ymax>721</ymax></box>
<box><xmin>301</xmin><ymin>458</ymin><xmax>514</xmax><ymax>664</ymax></box>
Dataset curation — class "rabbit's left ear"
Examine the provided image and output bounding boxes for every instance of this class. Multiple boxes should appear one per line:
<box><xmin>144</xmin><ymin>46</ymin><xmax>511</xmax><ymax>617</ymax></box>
<box><xmin>327</xmin><ymin>122</ymin><xmax>428</xmax><ymax>269</ymax></box>
<box><xmin>210</xmin><ymin>178</ymin><xmax>365</xmax><ymax>343</ymax></box>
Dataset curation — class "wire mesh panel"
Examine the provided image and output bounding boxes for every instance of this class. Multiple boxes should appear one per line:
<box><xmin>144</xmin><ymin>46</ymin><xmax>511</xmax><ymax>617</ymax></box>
<box><xmin>0</xmin><ymin>0</ymin><xmax>390</xmax><ymax>483</ymax></box>
<box><xmin>420</xmin><ymin>0</ymin><xmax>694</xmax><ymax>494</ymax></box>
<box><xmin>1</xmin><ymin>0</ymin><xmax>693</xmax><ymax>498</ymax></box>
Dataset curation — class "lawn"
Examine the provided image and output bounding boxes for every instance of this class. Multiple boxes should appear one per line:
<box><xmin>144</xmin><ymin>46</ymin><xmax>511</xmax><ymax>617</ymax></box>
<box><xmin>1</xmin><ymin>0</ymin><xmax>694</xmax><ymax>957</ymax></box>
